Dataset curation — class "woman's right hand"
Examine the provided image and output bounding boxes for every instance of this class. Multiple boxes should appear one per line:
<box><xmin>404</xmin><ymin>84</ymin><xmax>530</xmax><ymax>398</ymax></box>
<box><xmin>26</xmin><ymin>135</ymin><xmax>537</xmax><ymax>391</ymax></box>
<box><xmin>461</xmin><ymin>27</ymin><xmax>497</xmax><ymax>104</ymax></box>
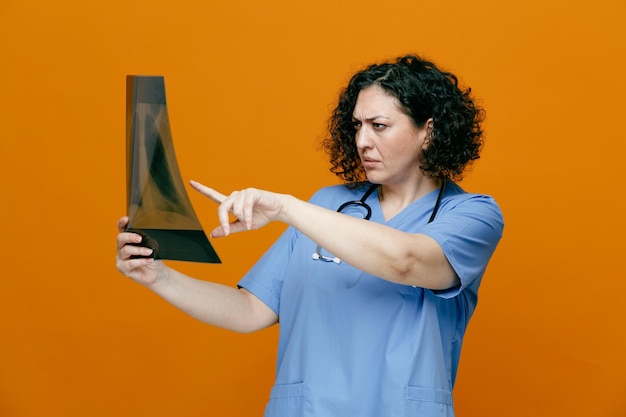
<box><xmin>115</xmin><ymin>216</ymin><xmax>164</xmax><ymax>287</ymax></box>
<box><xmin>115</xmin><ymin>217</ymin><xmax>279</xmax><ymax>333</ymax></box>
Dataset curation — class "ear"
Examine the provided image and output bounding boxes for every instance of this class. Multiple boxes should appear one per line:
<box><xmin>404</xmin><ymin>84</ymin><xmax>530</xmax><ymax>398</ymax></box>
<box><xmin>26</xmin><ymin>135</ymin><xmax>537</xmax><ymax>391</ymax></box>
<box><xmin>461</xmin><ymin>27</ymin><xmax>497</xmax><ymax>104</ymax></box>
<box><xmin>421</xmin><ymin>118</ymin><xmax>434</xmax><ymax>150</ymax></box>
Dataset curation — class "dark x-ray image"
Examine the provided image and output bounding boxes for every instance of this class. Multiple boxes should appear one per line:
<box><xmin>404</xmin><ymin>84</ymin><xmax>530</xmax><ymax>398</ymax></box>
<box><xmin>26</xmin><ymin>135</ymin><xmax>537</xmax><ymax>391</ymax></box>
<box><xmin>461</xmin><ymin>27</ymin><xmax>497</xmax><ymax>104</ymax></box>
<box><xmin>126</xmin><ymin>75</ymin><xmax>220</xmax><ymax>263</ymax></box>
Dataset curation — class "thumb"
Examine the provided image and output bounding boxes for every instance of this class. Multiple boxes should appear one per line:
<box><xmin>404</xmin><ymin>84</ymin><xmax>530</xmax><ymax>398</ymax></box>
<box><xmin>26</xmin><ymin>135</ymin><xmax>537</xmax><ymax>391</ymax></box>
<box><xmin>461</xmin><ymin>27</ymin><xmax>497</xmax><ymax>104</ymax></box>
<box><xmin>210</xmin><ymin>220</ymin><xmax>250</xmax><ymax>238</ymax></box>
<box><xmin>210</xmin><ymin>225</ymin><xmax>227</xmax><ymax>238</ymax></box>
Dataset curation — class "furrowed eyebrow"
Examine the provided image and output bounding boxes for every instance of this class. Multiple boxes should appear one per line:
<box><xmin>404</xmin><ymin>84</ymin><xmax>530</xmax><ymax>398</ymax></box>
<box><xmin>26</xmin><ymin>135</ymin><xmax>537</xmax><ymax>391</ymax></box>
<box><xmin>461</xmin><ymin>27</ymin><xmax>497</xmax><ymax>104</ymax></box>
<box><xmin>352</xmin><ymin>115</ymin><xmax>390</xmax><ymax>121</ymax></box>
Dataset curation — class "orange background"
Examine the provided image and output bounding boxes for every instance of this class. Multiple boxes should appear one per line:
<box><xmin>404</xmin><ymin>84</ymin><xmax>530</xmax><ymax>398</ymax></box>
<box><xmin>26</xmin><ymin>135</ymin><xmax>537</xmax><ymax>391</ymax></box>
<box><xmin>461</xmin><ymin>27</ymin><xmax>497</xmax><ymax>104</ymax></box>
<box><xmin>1</xmin><ymin>0</ymin><xmax>625</xmax><ymax>416</ymax></box>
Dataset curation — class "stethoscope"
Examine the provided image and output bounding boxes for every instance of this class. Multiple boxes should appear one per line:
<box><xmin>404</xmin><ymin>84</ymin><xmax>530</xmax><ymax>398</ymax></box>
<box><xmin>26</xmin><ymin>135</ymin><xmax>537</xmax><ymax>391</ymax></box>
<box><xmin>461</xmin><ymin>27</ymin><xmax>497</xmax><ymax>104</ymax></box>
<box><xmin>312</xmin><ymin>179</ymin><xmax>447</xmax><ymax>264</ymax></box>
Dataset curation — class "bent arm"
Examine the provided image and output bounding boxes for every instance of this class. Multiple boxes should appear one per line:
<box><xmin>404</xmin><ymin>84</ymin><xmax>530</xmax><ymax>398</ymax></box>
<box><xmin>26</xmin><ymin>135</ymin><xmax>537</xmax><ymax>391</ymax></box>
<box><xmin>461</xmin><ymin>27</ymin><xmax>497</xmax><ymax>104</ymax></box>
<box><xmin>116</xmin><ymin>216</ymin><xmax>277</xmax><ymax>333</ymax></box>
<box><xmin>149</xmin><ymin>267</ymin><xmax>278</xmax><ymax>333</ymax></box>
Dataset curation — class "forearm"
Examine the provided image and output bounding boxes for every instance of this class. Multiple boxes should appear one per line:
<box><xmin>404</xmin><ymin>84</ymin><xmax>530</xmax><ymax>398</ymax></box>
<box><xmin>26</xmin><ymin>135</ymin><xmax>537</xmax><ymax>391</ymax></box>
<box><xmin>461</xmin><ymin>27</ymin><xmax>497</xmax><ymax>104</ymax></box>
<box><xmin>148</xmin><ymin>265</ymin><xmax>278</xmax><ymax>333</ymax></box>
<box><xmin>190</xmin><ymin>183</ymin><xmax>457</xmax><ymax>289</ymax></box>
<box><xmin>280</xmin><ymin>195</ymin><xmax>458</xmax><ymax>289</ymax></box>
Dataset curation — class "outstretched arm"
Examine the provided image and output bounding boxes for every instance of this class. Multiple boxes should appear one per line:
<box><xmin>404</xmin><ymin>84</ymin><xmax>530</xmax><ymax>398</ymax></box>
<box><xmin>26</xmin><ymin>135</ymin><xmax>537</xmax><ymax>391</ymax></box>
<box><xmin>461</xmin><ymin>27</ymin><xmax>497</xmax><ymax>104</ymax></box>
<box><xmin>115</xmin><ymin>217</ymin><xmax>278</xmax><ymax>333</ymax></box>
<box><xmin>190</xmin><ymin>182</ymin><xmax>459</xmax><ymax>290</ymax></box>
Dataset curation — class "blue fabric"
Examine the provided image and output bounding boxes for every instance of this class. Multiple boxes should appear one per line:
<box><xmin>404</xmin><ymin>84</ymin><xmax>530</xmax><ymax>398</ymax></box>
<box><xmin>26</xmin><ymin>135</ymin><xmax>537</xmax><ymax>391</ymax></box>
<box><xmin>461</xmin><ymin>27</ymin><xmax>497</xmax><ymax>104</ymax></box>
<box><xmin>238</xmin><ymin>182</ymin><xmax>503</xmax><ymax>417</ymax></box>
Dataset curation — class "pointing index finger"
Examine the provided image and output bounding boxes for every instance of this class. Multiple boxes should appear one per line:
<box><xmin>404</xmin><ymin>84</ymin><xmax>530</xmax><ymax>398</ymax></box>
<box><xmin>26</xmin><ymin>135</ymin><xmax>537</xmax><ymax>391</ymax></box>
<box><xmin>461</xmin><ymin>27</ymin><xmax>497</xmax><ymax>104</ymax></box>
<box><xmin>189</xmin><ymin>180</ymin><xmax>225</xmax><ymax>204</ymax></box>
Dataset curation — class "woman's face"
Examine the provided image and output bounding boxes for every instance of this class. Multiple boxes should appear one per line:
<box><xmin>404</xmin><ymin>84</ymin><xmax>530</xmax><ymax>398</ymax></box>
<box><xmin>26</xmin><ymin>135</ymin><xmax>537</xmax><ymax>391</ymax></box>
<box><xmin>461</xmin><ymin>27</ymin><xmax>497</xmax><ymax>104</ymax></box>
<box><xmin>352</xmin><ymin>85</ymin><xmax>431</xmax><ymax>187</ymax></box>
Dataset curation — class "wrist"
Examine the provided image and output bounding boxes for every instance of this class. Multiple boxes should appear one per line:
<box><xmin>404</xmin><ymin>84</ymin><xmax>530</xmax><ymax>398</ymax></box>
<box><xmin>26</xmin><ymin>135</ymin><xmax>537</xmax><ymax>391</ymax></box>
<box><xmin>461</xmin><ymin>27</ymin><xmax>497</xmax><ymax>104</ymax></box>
<box><xmin>277</xmin><ymin>194</ymin><xmax>297</xmax><ymax>224</ymax></box>
<box><xmin>147</xmin><ymin>262</ymin><xmax>170</xmax><ymax>290</ymax></box>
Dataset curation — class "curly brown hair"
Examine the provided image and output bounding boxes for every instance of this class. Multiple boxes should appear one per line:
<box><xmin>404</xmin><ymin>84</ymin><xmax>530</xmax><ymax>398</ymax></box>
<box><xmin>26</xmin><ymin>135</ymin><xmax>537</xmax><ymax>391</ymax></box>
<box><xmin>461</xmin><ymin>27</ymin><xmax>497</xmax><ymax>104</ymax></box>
<box><xmin>322</xmin><ymin>54</ymin><xmax>485</xmax><ymax>185</ymax></box>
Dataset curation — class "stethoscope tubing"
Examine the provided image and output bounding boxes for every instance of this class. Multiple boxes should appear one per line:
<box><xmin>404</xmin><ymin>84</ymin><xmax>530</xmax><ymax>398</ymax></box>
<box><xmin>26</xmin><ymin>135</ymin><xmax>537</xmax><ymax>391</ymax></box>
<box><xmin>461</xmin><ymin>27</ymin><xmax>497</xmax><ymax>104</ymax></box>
<box><xmin>312</xmin><ymin>179</ymin><xmax>446</xmax><ymax>264</ymax></box>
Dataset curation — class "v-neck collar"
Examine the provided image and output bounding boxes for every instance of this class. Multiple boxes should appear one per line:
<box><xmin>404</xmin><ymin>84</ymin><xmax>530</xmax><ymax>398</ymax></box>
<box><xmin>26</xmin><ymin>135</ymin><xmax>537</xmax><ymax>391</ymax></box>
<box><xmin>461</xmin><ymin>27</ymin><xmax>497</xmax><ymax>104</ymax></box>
<box><xmin>368</xmin><ymin>184</ymin><xmax>446</xmax><ymax>225</ymax></box>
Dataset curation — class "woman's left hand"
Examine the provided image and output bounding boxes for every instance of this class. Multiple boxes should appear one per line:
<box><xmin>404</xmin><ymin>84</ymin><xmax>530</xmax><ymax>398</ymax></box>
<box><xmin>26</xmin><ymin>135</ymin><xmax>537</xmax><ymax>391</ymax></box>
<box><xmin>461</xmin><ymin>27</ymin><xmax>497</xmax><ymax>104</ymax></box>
<box><xmin>190</xmin><ymin>180</ymin><xmax>286</xmax><ymax>238</ymax></box>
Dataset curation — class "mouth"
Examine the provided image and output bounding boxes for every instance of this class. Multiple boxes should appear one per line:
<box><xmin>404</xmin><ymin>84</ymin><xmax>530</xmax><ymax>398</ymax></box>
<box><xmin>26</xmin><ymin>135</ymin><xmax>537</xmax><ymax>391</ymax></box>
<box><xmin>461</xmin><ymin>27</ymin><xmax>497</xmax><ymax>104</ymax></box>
<box><xmin>361</xmin><ymin>156</ymin><xmax>378</xmax><ymax>169</ymax></box>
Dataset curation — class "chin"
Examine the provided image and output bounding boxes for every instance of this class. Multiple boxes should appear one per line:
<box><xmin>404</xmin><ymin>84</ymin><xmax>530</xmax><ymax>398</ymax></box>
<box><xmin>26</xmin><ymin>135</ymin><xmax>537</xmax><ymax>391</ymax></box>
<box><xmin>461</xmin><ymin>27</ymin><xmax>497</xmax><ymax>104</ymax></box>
<box><xmin>365</xmin><ymin>173</ymin><xmax>385</xmax><ymax>185</ymax></box>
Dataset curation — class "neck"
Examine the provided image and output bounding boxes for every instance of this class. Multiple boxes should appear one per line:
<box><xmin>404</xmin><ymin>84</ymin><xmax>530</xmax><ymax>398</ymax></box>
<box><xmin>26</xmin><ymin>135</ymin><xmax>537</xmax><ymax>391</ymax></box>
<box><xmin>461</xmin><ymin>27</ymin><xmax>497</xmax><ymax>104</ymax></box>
<box><xmin>377</xmin><ymin>177</ymin><xmax>441</xmax><ymax>220</ymax></box>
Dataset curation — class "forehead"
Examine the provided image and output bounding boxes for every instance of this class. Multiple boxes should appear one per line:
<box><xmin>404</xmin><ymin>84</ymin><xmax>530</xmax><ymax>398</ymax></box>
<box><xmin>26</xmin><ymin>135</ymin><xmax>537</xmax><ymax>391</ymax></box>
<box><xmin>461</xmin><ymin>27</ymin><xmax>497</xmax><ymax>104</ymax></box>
<box><xmin>353</xmin><ymin>85</ymin><xmax>404</xmax><ymax>117</ymax></box>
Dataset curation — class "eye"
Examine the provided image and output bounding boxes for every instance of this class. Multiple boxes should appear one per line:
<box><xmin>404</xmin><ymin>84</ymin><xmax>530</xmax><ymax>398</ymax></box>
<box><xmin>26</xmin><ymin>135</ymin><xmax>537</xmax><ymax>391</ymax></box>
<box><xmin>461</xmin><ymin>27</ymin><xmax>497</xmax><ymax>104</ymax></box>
<box><xmin>372</xmin><ymin>122</ymin><xmax>387</xmax><ymax>130</ymax></box>
<box><xmin>352</xmin><ymin>120</ymin><xmax>362</xmax><ymax>130</ymax></box>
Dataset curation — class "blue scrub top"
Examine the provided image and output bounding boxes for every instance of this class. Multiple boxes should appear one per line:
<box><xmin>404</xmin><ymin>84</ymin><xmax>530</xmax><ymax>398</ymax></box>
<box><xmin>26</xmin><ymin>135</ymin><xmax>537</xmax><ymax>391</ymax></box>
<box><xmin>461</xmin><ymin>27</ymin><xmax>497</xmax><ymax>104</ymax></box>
<box><xmin>239</xmin><ymin>182</ymin><xmax>503</xmax><ymax>417</ymax></box>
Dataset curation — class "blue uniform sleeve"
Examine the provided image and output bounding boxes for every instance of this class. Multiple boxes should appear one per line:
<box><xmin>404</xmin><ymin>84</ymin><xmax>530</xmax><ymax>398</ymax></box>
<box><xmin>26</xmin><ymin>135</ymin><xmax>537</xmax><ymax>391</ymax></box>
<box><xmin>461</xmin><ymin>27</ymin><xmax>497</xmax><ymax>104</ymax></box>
<box><xmin>237</xmin><ymin>226</ymin><xmax>300</xmax><ymax>315</ymax></box>
<box><xmin>420</xmin><ymin>195</ymin><xmax>504</xmax><ymax>299</ymax></box>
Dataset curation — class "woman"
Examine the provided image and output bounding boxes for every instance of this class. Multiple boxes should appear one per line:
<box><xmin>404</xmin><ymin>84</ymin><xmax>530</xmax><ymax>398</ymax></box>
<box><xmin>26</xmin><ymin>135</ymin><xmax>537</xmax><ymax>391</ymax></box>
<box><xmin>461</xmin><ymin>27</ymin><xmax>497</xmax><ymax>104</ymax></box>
<box><xmin>116</xmin><ymin>54</ymin><xmax>504</xmax><ymax>417</ymax></box>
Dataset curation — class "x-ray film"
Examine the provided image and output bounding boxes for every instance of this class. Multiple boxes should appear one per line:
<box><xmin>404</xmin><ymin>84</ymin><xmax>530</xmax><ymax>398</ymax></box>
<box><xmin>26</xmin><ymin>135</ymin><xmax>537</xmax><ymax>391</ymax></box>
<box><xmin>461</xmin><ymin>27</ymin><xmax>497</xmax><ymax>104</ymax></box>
<box><xmin>126</xmin><ymin>75</ymin><xmax>220</xmax><ymax>263</ymax></box>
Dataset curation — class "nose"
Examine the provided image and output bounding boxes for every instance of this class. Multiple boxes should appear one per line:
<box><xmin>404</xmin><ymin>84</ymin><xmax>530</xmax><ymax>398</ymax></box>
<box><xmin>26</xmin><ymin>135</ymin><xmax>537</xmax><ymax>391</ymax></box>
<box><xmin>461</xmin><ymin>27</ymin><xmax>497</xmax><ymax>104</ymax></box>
<box><xmin>355</xmin><ymin>126</ymin><xmax>373</xmax><ymax>150</ymax></box>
